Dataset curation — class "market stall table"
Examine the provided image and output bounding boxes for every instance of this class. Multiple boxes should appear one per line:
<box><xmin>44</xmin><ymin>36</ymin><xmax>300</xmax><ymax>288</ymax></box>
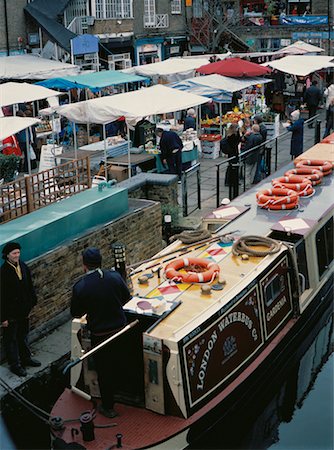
<box><xmin>154</xmin><ymin>145</ymin><xmax>199</xmax><ymax>173</ymax></box>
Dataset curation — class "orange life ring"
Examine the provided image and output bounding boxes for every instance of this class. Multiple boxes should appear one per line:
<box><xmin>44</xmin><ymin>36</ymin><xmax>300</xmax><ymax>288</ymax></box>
<box><xmin>165</xmin><ymin>257</ymin><xmax>220</xmax><ymax>283</ymax></box>
<box><xmin>285</xmin><ymin>168</ymin><xmax>323</xmax><ymax>185</ymax></box>
<box><xmin>272</xmin><ymin>175</ymin><xmax>314</xmax><ymax>197</ymax></box>
<box><xmin>295</xmin><ymin>159</ymin><xmax>332</xmax><ymax>176</ymax></box>
<box><xmin>256</xmin><ymin>187</ymin><xmax>299</xmax><ymax>210</ymax></box>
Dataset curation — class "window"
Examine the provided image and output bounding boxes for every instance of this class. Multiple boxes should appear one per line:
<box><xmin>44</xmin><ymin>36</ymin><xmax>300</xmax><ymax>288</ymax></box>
<box><xmin>264</xmin><ymin>274</ymin><xmax>284</xmax><ymax>306</ymax></box>
<box><xmin>296</xmin><ymin>240</ymin><xmax>309</xmax><ymax>292</ymax></box>
<box><xmin>94</xmin><ymin>0</ymin><xmax>133</xmax><ymax>19</ymax></box>
<box><xmin>144</xmin><ymin>0</ymin><xmax>156</xmax><ymax>26</ymax></box>
<box><xmin>316</xmin><ymin>217</ymin><xmax>333</xmax><ymax>278</ymax></box>
<box><xmin>193</xmin><ymin>0</ymin><xmax>203</xmax><ymax>18</ymax></box>
<box><xmin>171</xmin><ymin>0</ymin><xmax>182</xmax><ymax>14</ymax></box>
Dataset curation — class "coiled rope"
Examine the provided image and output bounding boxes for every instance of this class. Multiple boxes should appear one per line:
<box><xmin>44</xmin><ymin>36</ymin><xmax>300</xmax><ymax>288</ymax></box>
<box><xmin>170</xmin><ymin>229</ymin><xmax>212</xmax><ymax>244</ymax></box>
<box><xmin>232</xmin><ymin>235</ymin><xmax>281</xmax><ymax>257</ymax></box>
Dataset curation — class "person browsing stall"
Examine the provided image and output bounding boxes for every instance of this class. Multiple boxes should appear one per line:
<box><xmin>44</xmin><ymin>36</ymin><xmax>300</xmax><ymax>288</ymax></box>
<box><xmin>1</xmin><ymin>242</ymin><xmax>41</xmax><ymax>377</ymax></box>
<box><xmin>184</xmin><ymin>108</ymin><xmax>196</xmax><ymax>131</ymax></box>
<box><xmin>70</xmin><ymin>248</ymin><xmax>131</xmax><ymax>419</ymax></box>
<box><xmin>156</xmin><ymin>127</ymin><xmax>183</xmax><ymax>182</ymax></box>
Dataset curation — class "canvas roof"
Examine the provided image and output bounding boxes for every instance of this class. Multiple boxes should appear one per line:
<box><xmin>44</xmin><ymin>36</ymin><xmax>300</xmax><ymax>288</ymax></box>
<box><xmin>275</xmin><ymin>40</ymin><xmax>325</xmax><ymax>55</ymax></box>
<box><xmin>197</xmin><ymin>57</ymin><xmax>272</xmax><ymax>77</ymax></box>
<box><xmin>0</xmin><ymin>55</ymin><xmax>80</xmax><ymax>80</ymax></box>
<box><xmin>36</xmin><ymin>70</ymin><xmax>149</xmax><ymax>91</ymax></box>
<box><xmin>0</xmin><ymin>82</ymin><xmax>61</xmax><ymax>107</ymax></box>
<box><xmin>0</xmin><ymin>117</ymin><xmax>40</xmax><ymax>141</ymax></box>
<box><xmin>263</xmin><ymin>55</ymin><xmax>334</xmax><ymax>76</ymax></box>
<box><xmin>55</xmin><ymin>84</ymin><xmax>209</xmax><ymax>125</ymax></box>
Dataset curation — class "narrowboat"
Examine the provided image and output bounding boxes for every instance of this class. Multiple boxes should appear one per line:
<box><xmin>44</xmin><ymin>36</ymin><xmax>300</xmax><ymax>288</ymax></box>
<box><xmin>50</xmin><ymin>143</ymin><xmax>333</xmax><ymax>449</ymax></box>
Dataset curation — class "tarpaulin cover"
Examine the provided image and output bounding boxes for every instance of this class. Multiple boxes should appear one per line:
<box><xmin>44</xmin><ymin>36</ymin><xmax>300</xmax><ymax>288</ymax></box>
<box><xmin>36</xmin><ymin>70</ymin><xmax>149</xmax><ymax>91</ymax></box>
<box><xmin>197</xmin><ymin>57</ymin><xmax>272</xmax><ymax>77</ymax></box>
<box><xmin>0</xmin><ymin>55</ymin><xmax>80</xmax><ymax>80</ymax></box>
<box><xmin>276</xmin><ymin>40</ymin><xmax>325</xmax><ymax>55</ymax></box>
<box><xmin>263</xmin><ymin>55</ymin><xmax>334</xmax><ymax>76</ymax></box>
<box><xmin>0</xmin><ymin>117</ymin><xmax>40</xmax><ymax>141</ymax></box>
<box><xmin>55</xmin><ymin>84</ymin><xmax>209</xmax><ymax>125</ymax></box>
<box><xmin>171</xmin><ymin>74</ymin><xmax>272</xmax><ymax>102</ymax></box>
<box><xmin>0</xmin><ymin>82</ymin><xmax>61</xmax><ymax>107</ymax></box>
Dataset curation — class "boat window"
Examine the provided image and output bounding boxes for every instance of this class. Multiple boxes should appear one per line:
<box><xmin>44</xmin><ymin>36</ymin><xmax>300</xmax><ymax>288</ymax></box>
<box><xmin>296</xmin><ymin>240</ymin><xmax>309</xmax><ymax>292</ymax></box>
<box><xmin>264</xmin><ymin>274</ymin><xmax>282</xmax><ymax>307</ymax></box>
<box><xmin>316</xmin><ymin>217</ymin><xmax>333</xmax><ymax>278</ymax></box>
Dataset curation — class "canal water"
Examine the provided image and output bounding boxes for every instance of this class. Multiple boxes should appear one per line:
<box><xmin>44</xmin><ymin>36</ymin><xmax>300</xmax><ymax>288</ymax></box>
<box><xmin>2</xmin><ymin>307</ymin><xmax>333</xmax><ymax>450</ymax></box>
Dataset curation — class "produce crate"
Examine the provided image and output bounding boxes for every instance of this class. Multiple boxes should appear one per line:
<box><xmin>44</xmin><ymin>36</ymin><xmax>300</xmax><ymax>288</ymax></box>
<box><xmin>201</xmin><ymin>140</ymin><xmax>220</xmax><ymax>159</ymax></box>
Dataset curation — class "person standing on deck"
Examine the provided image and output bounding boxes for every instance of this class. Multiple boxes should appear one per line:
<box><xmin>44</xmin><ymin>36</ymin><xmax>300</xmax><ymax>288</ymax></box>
<box><xmin>156</xmin><ymin>128</ymin><xmax>183</xmax><ymax>182</ymax></box>
<box><xmin>1</xmin><ymin>242</ymin><xmax>41</xmax><ymax>377</ymax></box>
<box><xmin>71</xmin><ymin>248</ymin><xmax>131</xmax><ymax>418</ymax></box>
<box><xmin>287</xmin><ymin>110</ymin><xmax>305</xmax><ymax>158</ymax></box>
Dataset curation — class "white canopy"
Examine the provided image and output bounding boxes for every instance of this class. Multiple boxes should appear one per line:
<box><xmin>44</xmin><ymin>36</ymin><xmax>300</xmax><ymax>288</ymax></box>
<box><xmin>122</xmin><ymin>57</ymin><xmax>213</xmax><ymax>83</ymax></box>
<box><xmin>0</xmin><ymin>55</ymin><xmax>80</xmax><ymax>80</ymax></box>
<box><xmin>262</xmin><ymin>55</ymin><xmax>334</xmax><ymax>76</ymax></box>
<box><xmin>275</xmin><ymin>40</ymin><xmax>325</xmax><ymax>55</ymax></box>
<box><xmin>55</xmin><ymin>84</ymin><xmax>210</xmax><ymax>125</ymax></box>
<box><xmin>173</xmin><ymin>74</ymin><xmax>272</xmax><ymax>93</ymax></box>
<box><xmin>0</xmin><ymin>82</ymin><xmax>61</xmax><ymax>108</ymax></box>
<box><xmin>0</xmin><ymin>116</ymin><xmax>40</xmax><ymax>141</ymax></box>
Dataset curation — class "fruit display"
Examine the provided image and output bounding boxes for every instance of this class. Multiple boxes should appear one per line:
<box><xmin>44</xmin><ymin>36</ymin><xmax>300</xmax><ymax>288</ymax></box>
<box><xmin>201</xmin><ymin>111</ymin><xmax>251</xmax><ymax>128</ymax></box>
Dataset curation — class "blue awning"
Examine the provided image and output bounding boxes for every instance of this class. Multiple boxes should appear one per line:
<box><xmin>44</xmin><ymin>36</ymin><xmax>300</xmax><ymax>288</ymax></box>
<box><xmin>36</xmin><ymin>71</ymin><xmax>149</xmax><ymax>91</ymax></box>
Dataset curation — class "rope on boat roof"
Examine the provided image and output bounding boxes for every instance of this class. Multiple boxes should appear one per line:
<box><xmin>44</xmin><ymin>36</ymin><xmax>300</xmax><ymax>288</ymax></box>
<box><xmin>232</xmin><ymin>235</ymin><xmax>281</xmax><ymax>258</ymax></box>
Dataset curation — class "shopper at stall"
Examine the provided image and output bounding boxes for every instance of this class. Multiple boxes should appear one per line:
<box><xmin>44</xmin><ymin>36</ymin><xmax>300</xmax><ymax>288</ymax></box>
<box><xmin>253</xmin><ymin>116</ymin><xmax>268</xmax><ymax>142</ymax></box>
<box><xmin>184</xmin><ymin>108</ymin><xmax>196</xmax><ymax>131</ymax></box>
<box><xmin>304</xmin><ymin>80</ymin><xmax>322</xmax><ymax>127</ymax></box>
<box><xmin>242</xmin><ymin>124</ymin><xmax>263</xmax><ymax>184</ymax></box>
<box><xmin>323</xmin><ymin>97</ymin><xmax>334</xmax><ymax>138</ymax></box>
<box><xmin>221</xmin><ymin>124</ymin><xmax>241</xmax><ymax>186</ymax></box>
<box><xmin>324</xmin><ymin>82</ymin><xmax>334</xmax><ymax>108</ymax></box>
<box><xmin>287</xmin><ymin>110</ymin><xmax>304</xmax><ymax>157</ymax></box>
<box><xmin>156</xmin><ymin>128</ymin><xmax>183</xmax><ymax>182</ymax></box>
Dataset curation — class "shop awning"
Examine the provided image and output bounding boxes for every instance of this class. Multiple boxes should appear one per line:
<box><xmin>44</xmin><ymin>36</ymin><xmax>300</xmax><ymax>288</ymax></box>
<box><xmin>0</xmin><ymin>82</ymin><xmax>61</xmax><ymax>108</ymax></box>
<box><xmin>0</xmin><ymin>54</ymin><xmax>80</xmax><ymax>80</ymax></box>
<box><xmin>263</xmin><ymin>55</ymin><xmax>334</xmax><ymax>76</ymax></box>
<box><xmin>55</xmin><ymin>84</ymin><xmax>209</xmax><ymax>126</ymax></box>
<box><xmin>36</xmin><ymin>71</ymin><xmax>149</xmax><ymax>91</ymax></box>
<box><xmin>275</xmin><ymin>40</ymin><xmax>325</xmax><ymax>55</ymax></box>
<box><xmin>0</xmin><ymin>116</ymin><xmax>40</xmax><ymax>141</ymax></box>
<box><xmin>197</xmin><ymin>57</ymin><xmax>272</xmax><ymax>77</ymax></box>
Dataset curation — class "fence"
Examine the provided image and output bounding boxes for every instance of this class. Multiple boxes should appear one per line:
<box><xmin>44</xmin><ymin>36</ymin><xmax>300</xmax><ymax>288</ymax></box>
<box><xmin>0</xmin><ymin>157</ymin><xmax>91</xmax><ymax>224</ymax></box>
<box><xmin>181</xmin><ymin>163</ymin><xmax>201</xmax><ymax>217</ymax></box>
<box><xmin>216</xmin><ymin>115</ymin><xmax>321</xmax><ymax>207</ymax></box>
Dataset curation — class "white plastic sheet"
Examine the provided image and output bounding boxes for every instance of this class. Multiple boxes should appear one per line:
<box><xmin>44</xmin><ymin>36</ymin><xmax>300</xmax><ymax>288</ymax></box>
<box><xmin>0</xmin><ymin>82</ymin><xmax>61</xmax><ymax>107</ymax></box>
<box><xmin>0</xmin><ymin>116</ymin><xmax>40</xmax><ymax>140</ymax></box>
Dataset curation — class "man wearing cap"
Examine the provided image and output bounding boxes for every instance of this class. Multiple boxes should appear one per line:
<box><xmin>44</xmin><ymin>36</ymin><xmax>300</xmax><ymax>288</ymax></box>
<box><xmin>156</xmin><ymin>128</ymin><xmax>183</xmax><ymax>182</ymax></box>
<box><xmin>1</xmin><ymin>242</ymin><xmax>41</xmax><ymax>377</ymax></box>
<box><xmin>71</xmin><ymin>247</ymin><xmax>131</xmax><ymax>418</ymax></box>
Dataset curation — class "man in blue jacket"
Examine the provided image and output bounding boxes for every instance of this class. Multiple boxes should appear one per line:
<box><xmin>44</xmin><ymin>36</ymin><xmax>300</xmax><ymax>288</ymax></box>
<box><xmin>156</xmin><ymin>128</ymin><xmax>183</xmax><ymax>181</ymax></box>
<box><xmin>71</xmin><ymin>247</ymin><xmax>131</xmax><ymax>418</ymax></box>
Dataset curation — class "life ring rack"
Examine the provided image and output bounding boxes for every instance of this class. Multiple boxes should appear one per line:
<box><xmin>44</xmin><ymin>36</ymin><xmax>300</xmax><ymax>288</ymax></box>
<box><xmin>295</xmin><ymin>159</ymin><xmax>332</xmax><ymax>176</ymax></box>
<box><xmin>256</xmin><ymin>187</ymin><xmax>299</xmax><ymax>210</ymax></box>
<box><xmin>165</xmin><ymin>257</ymin><xmax>220</xmax><ymax>283</ymax></box>
<box><xmin>272</xmin><ymin>175</ymin><xmax>314</xmax><ymax>197</ymax></box>
<box><xmin>285</xmin><ymin>167</ymin><xmax>323</xmax><ymax>185</ymax></box>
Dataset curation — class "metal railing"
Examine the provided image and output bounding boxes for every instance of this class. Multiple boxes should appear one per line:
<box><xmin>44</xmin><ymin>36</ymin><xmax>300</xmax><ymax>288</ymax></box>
<box><xmin>181</xmin><ymin>163</ymin><xmax>201</xmax><ymax>217</ymax></box>
<box><xmin>216</xmin><ymin>115</ymin><xmax>321</xmax><ymax>207</ymax></box>
<box><xmin>0</xmin><ymin>157</ymin><xmax>91</xmax><ymax>224</ymax></box>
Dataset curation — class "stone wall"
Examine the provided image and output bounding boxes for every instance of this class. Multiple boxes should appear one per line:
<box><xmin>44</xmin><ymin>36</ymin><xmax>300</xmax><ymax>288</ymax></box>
<box><xmin>27</xmin><ymin>199</ymin><xmax>162</xmax><ymax>334</ymax></box>
<box><xmin>0</xmin><ymin>0</ymin><xmax>27</xmax><ymax>53</ymax></box>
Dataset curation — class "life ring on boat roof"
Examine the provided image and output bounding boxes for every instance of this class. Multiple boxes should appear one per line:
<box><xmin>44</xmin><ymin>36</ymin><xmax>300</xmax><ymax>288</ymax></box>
<box><xmin>295</xmin><ymin>159</ymin><xmax>332</xmax><ymax>176</ymax></box>
<box><xmin>285</xmin><ymin>167</ymin><xmax>323</xmax><ymax>185</ymax></box>
<box><xmin>272</xmin><ymin>175</ymin><xmax>314</xmax><ymax>197</ymax></box>
<box><xmin>256</xmin><ymin>187</ymin><xmax>299</xmax><ymax>210</ymax></box>
<box><xmin>165</xmin><ymin>257</ymin><xmax>220</xmax><ymax>283</ymax></box>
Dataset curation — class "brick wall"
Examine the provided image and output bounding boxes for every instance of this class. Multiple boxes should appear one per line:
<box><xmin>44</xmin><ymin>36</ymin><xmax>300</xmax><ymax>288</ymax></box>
<box><xmin>26</xmin><ymin>200</ymin><xmax>162</xmax><ymax>333</ymax></box>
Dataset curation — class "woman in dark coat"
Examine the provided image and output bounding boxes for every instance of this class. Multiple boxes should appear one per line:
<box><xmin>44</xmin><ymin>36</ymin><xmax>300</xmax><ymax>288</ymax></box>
<box><xmin>287</xmin><ymin>110</ymin><xmax>305</xmax><ymax>158</ymax></box>
<box><xmin>222</xmin><ymin>124</ymin><xmax>241</xmax><ymax>186</ymax></box>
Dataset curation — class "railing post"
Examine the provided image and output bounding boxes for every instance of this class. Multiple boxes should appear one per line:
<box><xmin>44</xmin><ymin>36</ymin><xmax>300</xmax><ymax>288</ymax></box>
<box><xmin>230</xmin><ymin>163</ymin><xmax>239</xmax><ymax>200</ymax></box>
<box><xmin>265</xmin><ymin>146</ymin><xmax>272</xmax><ymax>176</ymax></box>
<box><xmin>197</xmin><ymin>167</ymin><xmax>201</xmax><ymax>211</ymax></box>
<box><xmin>216</xmin><ymin>164</ymin><xmax>220</xmax><ymax>208</ymax></box>
<box><xmin>314</xmin><ymin>119</ymin><xmax>321</xmax><ymax>144</ymax></box>
<box><xmin>25</xmin><ymin>174</ymin><xmax>33</xmax><ymax>213</ymax></box>
<box><xmin>182</xmin><ymin>174</ymin><xmax>188</xmax><ymax>217</ymax></box>
<box><xmin>275</xmin><ymin>137</ymin><xmax>278</xmax><ymax>171</ymax></box>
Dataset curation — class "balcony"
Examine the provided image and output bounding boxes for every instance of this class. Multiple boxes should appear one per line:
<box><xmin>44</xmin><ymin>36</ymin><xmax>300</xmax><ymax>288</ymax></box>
<box><xmin>144</xmin><ymin>14</ymin><xmax>169</xmax><ymax>28</ymax></box>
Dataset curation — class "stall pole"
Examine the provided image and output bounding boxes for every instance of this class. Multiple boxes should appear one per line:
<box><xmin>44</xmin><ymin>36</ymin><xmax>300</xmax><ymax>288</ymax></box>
<box><xmin>25</xmin><ymin>128</ymin><xmax>32</xmax><ymax>175</ymax></box>
<box><xmin>70</xmin><ymin>39</ymin><xmax>74</xmax><ymax>66</ymax></box>
<box><xmin>103</xmin><ymin>124</ymin><xmax>108</xmax><ymax>180</ymax></box>
<box><xmin>127</xmin><ymin>126</ymin><xmax>132</xmax><ymax>179</ymax></box>
<box><xmin>39</xmin><ymin>28</ymin><xmax>43</xmax><ymax>54</ymax></box>
<box><xmin>52</xmin><ymin>113</ymin><xmax>56</xmax><ymax>162</ymax></box>
<box><xmin>73</xmin><ymin>122</ymin><xmax>78</xmax><ymax>160</ymax></box>
<box><xmin>199</xmin><ymin>105</ymin><xmax>202</xmax><ymax>135</ymax></box>
<box><xmin>219</xmin><ymin>102</ymin><xmax>223</xmax><ymax>136</ymax></box>
<box><xmin>85</xmin><ymin>89</ymin><xmax>90</xmax><ymax>141</ymax></box>
<box><xmin>69</xmin><ymin>91</ymin><xmax>72</xmax><ymax>103</ymax></box>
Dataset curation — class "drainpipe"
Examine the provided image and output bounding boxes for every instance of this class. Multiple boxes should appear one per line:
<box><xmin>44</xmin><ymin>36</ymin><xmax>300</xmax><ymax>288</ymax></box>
<box><xmin>4</xmin><ymin>0</ymin><xmax>10</xmax><ymax>56</ymax></box>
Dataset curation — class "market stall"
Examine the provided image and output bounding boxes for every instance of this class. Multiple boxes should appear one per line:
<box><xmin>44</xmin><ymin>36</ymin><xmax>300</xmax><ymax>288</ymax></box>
<box><xmin>196</xmin><ymin>57</ymin><xmax>272</xmax><ymax>77</ymax></box>
<box><xmin>54</xmin><ymin>84</ymin><xmax>209</xmax><ymax>178</ymax></box>
<box><xmin>262</xmin><ymin>55</ymin><xmax>334</xmax><ymax>77</ymax></box>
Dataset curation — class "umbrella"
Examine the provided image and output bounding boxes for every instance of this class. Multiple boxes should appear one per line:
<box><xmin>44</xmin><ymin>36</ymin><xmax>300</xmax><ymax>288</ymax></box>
<box><xmin>196</xmin><ymin>57</ymin><xmax>271</xmax><ymax>77</ymax></box>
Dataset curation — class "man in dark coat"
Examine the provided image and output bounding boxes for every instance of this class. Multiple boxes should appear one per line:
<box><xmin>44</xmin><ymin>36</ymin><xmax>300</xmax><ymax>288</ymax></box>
<box><xmin>183</xmin><ymin>108</ymin><xmax>196</xmax><ymax>131</ymax></box>
<box><xmin>71</xmin><ymin>248</ymin><xmax>131</xmax><ymax>418</ymax></box>
<box><xmin>304</xmin><ymin>80</ymin><xmax>322</xmax><ymax>127</ymax></box>
<box><xmin>242</xmin><ymin>124</ymin><xmax>263</xmax><ymax>184</ymax></box>
<box><xmin>253</xmin><ymin>115</ymin><xmax>268</xmax><ymax>142</ymax></box>
<box><xmin>1</xmin><ymin>242</ymin><xmax>41</xmax><ymax>377</ymax></box>
<box><xmin>156</xmin><ymin>128</ymin><xmax>183</xmax><ymax>181</ymax></box>
<box><xmin>287</xmin><ymin>110</ymin><xmax>305</xmax><ymax>157</ymax></box>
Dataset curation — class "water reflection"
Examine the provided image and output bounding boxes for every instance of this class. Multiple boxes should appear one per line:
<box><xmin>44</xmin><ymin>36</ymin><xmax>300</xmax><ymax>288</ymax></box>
<box><xmin>188</xmin><ymin>305</ymin><xmax>333</xmax><ymax>450</ymax></box>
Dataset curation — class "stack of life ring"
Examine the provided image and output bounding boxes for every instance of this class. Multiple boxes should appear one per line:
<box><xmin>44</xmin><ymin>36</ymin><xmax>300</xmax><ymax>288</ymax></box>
<box><xmin>272</xmin><ymin>175</ymin><xmax>314</xmax><ymax>197</ymax></box>
<box><xmin>294</xmin><ymin>159</ymin><xmax>332</xmax><ymax>177</ymax></box>
<box><xmin>164</xmin><ymin>257</ymin><xmax>220</xmax><ymax>283</ymax></box>
<box><xmin>256</xmin><ymin>187</ymin><xmax>299</xmax><ymax>210</ymax></box>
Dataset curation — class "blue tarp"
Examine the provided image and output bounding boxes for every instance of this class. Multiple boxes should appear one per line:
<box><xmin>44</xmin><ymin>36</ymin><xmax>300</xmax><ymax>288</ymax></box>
<box><xmin>36</xmin><ymin>71</ymin><xmax>149</xmax><ymax>92</ymax></box>
<box><xmin>280</xmin><ymin>15</ymin><xmax>328</xmax><ymax>26</ymax></box>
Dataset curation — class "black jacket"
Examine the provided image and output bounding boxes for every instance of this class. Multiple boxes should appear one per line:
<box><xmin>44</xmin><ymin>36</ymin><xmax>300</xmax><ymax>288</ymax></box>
<box><xmin>71</xmin><ymin>269</ymin><xmax>131</xmax><ymax>334</ymax></box>
<box><xmin>0</xmin><ymin>260</ymin><xmax>37</xmax><ymax>321</ymax></box>
<box><xmin>159</xmin><ymin>130</ymin><xmax>183</xmax><ymax>159</ymax></box>
<box><xmin>304</xmin><ymin>85</ymin><xmax>322</xmax><ymax>107</ymax></box>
